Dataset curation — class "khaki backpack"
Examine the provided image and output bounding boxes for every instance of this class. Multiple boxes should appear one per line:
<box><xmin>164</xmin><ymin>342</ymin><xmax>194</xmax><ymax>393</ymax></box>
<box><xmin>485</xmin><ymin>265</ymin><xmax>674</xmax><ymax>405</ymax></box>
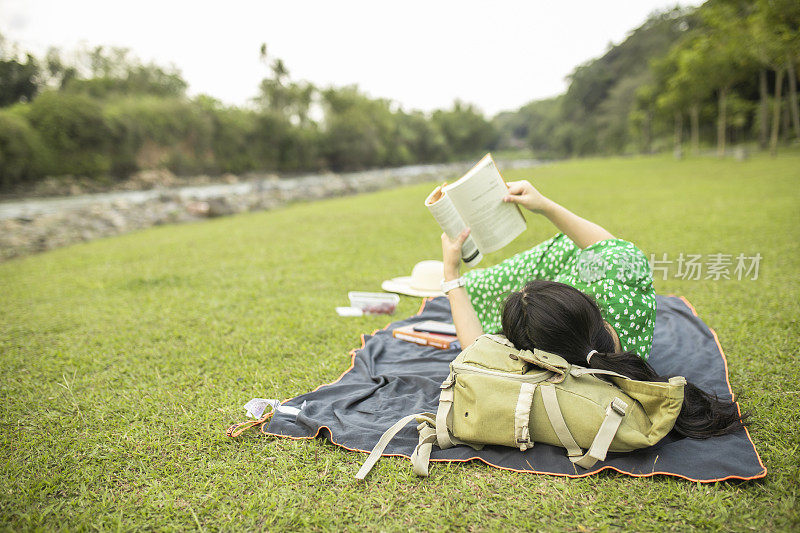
<box><xmin>356</xmin><ymin>334</ymin><xmax>685</xmax><ymax>479</ymax></box>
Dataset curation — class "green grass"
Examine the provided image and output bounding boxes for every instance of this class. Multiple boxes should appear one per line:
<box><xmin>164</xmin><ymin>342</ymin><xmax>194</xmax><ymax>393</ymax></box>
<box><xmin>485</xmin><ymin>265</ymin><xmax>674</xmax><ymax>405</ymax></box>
<box><xmin>1</xmin><ymin>152</ymin><xmax>799</xmax><ymax>531</ymax></box>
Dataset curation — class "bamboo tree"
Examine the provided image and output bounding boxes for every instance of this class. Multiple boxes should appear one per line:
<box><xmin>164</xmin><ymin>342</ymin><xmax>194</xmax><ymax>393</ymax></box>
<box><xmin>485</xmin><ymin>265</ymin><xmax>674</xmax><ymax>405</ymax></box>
<box><xmin>632</xmin><ymin>84</ymin><xmax>657</xmax><ymax>154</ymax></box>
<box><xmin>758</xmin><ymin>69</ymin><xmax>769</xmax><ymax>148</ymax></box>
<box><xmin>770</xmin><ymin>68</ymin><xmax>785</xmax><ymax>155</ymax></box>
<box><xmin>674</xmin><ymin>110</ymin><xmax>684</xmax><ymax>156</ymax></box>
<box><xmin>770</xmin><ymin>0</ymin><xmax>800</xmax><ymax>139</ymax></box>
<box><xmin>786</xmin><ymin>56</ymin><xmax>800</xmax><ymax>139</ymax></box>
<box><xmin>690</xmin><ymin>104</ymin><xmax>700</xmax><ymax>154</ymax></box>
<box><xmin>697</xmin><ymin>2</ymin><xmax>752</xmax><ymax>158</ymax></box>
<box><xmin>652</xmin><ymin>52</ymin><xmax>685</xmax><ymax>156</ymax></box>
<box><xmin>678</xmin><ymin>43</ymin><xmax>715</xmax><ymax>156</ymax></box>
<box><xmin>751</xmin><ymin>0</ymin><xmax>800</xmax><ymax>153</ymax></box>
<box><xmin>653</xmin><ymin>37</ymin><xmax>710</xmax><ymax>156</ymax></box>
<box><xmin>717</xmin><ymin>85</ymin><xmax>729</xmax><ymax>157</ymax></box>
<box><xmin>747</xmin><ymin>7</ymin><xmax>780</xmax><ymax>151</ymax></box>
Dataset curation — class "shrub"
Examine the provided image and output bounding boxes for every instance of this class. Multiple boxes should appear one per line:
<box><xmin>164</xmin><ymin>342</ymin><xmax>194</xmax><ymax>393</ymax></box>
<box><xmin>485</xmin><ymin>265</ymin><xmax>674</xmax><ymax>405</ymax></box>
<box><xmin>397</xmin><ymin>111</ymin><xmax>450</xmax><ymax>164</ymax></box>
<box><xmin>207</xmin><ymin>106</ymin><xmax>263</xmax><ymax>174</ymax></box>
<box><xmin>26</xmin><ymin>91</ymin><xmax>113</xmax><ymax>177</ymax></box>
<box><xmin>278</xmin><ymin>123</ymin><xmax>321</xmax><ymax>171</ymax></box>
<box><xmin>0</xmin><ymin>110</ymin><xmax>51</xmax><ymax>188</ymax></box>
<box><xmin>431</xmin><ymin>102</ymin><xmax>498</xmax><ymax>160</ymax></box>
<box><xmin>105</xmin><ymin>96</ymin><xmax>214</xmax><ymax>176</ymax></box>
<box><xmin>251</xmin><ymin>112</ymin><xmax>292</xmax><ymax>171</ymax></box>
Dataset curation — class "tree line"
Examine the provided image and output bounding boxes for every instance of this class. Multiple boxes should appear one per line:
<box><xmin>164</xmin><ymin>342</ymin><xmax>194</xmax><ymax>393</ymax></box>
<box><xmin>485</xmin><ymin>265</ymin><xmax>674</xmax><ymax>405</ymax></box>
<box><xmin>498</xmin><ymin>0</ymin><xmax>799</xmax><ymax>158</ymax></box>
<box><xmin>1</xmin><ymin>0</ymin><xmax>797</xmax><ymax>190</ymax></box>
<box><xmin>0</xmin><ymin>41</ymin><xmax>497</xmax><ymax>189</ymax></box>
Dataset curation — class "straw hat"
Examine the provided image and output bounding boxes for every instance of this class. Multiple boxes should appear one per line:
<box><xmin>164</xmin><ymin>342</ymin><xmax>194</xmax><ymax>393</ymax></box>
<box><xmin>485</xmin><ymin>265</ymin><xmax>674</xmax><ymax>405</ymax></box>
<box><xmin>381</xmin><ymin>260</ymin><xmax>445</xmax><ymax>297</ymax></box>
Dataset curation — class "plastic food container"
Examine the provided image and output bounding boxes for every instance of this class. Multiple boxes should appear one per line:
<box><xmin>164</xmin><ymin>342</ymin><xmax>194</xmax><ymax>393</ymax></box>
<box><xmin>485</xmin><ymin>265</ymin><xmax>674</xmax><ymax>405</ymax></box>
<box><xmin>348</xmin><ymin>292</ymin><xmax>400</xmax><ymax>315</ymax></box>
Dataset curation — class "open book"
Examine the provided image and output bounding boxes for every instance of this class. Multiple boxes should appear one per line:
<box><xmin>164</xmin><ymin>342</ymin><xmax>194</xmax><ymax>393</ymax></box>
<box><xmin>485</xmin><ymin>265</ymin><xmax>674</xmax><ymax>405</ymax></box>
<box><xmin>425</xmin><ymin>154</ymin><xmax>526</xmax><ymax>267</ymax></box>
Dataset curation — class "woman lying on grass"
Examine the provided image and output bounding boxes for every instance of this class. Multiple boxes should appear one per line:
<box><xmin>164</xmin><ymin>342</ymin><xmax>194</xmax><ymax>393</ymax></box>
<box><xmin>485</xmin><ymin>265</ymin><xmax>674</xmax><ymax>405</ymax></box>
<box><xmin>441</xmin><ymin>180</ymin><xmax>747</xmax><ymax>439</ymax></box>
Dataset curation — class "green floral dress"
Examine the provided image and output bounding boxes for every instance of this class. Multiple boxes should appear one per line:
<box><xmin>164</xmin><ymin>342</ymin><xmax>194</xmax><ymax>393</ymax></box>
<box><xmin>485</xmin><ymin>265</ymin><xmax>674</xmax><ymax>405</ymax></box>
<box><xmin>462</xmin><ymin>233</ymin><xmax>656</xmax><ymax>360</ymax></box>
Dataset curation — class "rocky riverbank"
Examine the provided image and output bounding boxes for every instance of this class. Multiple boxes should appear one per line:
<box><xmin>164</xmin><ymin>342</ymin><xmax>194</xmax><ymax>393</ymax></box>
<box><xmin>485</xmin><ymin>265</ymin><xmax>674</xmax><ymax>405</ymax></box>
<box><xmin>0</xmin><ymin>160</ymin><xmax>540</xmax><ymax>262</ymax></box>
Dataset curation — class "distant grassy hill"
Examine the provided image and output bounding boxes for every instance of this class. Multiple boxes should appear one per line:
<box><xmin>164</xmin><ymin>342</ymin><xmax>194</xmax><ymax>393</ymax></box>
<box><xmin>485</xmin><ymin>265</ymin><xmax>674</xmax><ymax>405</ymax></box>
<box><xmin>1</xmin><ymin>152</ymin><xmax>798</xmax><ymax>530</ymax></box>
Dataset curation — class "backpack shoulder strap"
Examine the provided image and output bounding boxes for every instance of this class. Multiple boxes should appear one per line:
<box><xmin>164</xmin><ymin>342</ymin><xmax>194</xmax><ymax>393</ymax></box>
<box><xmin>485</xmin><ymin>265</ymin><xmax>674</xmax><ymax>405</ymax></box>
<box><xmin>572</xmin><ymin>398</ymin><xmax>629</xmax><ymax>469</ymax></box>
<box><xmin>435</xmin><ymin>375</ymin><xmax>484</xmax><ymax>451</ymax></box>
<box><xmin>355</xmin><ymin>412</ymin><xmax>436</xmax><ymax>480</ymax></box>
<box><xmin>541</xmin><ymin>384</ymin><xmax>583</xmax><ymax>457</ymax></box>
<box><xmin>541</xmin><ymin>383</ymin><xmax>629</xmax><ymax>469</ymax></box>
<box><xmin>436</xmin><ymin>377</ymin><xmax>456</xmax><ymax>449</ymax></box>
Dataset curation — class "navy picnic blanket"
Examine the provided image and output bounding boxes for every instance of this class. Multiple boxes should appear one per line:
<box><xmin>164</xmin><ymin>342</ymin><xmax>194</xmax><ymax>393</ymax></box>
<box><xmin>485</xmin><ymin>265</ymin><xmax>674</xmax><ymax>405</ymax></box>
<box><xmin>261</xmin><ymin>295</ymin><xmax>766</xmax><ymax>482</ymax></box>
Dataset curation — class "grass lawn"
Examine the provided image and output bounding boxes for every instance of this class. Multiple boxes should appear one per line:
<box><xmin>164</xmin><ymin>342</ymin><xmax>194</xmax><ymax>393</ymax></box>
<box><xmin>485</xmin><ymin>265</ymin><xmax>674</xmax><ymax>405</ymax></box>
<box><xmin>1</xmin><ymin>152</ymin><xmax>799</xmax><ymax>531</ymax></box>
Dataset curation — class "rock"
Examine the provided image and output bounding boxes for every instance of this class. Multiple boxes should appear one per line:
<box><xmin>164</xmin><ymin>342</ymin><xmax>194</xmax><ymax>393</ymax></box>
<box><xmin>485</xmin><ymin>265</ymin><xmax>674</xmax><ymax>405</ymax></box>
<box><xmin>127</xmin><ymin>169</ymin><xmax>178</xmax><ymax>189</ymax></box>
<box><xmin>0</xmin><ymin>161</ymin><xmax>484</xmax><ymax>262</ymax></box>
<box><xmin>186</xmin><ymin>201</ymin><xmax>210</xmax><ymax>216</ymax></box>
<box><xmin>1</xmin><ymin>219</ymin><xmax>22</xmax><ymax>232</ymax></box>
<box><xmin>158</xmin><ymin>192</ymin><xmax>180</xmax><ymax>203</ymax></box>
<box><xmin>206</xmin><ymin>198</ymin><xmax>234</xmax><ymax>217</ymax></box>
<box><xmin>0</xmin><ymin>233</ymin><xmax>25</xmax><ymax>247</ymax></box>
<box><xmin>105</xmin><ymin>211</ymin><xmax>127</xmax><ymax>230</ymax></box>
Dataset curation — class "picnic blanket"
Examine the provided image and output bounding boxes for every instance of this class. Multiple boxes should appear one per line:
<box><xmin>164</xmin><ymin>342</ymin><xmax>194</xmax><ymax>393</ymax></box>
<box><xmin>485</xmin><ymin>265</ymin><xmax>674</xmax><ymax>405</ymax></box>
<box><xmin>255</xmin><ymin>295</ymin><xmax>766</xmax><ymax>482</ymax></box>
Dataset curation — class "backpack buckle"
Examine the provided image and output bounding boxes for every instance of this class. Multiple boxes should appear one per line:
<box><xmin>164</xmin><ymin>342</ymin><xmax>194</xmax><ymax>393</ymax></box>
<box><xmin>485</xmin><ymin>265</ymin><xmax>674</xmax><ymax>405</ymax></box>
<box><xmin>516</xmin><ymin>437</ymin><xmax>533</xmax><ymax>452</ymax></box>
<box><xmin>610</xmin><ymin>398</ymin><xmax>628</xmax><ymax>416</ymax></box>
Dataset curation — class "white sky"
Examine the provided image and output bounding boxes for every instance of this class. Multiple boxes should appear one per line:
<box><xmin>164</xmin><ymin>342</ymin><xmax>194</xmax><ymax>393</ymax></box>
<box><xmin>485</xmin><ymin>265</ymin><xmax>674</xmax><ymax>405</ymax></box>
<box><xmin>0</xmin><ymin>0</ymin><xmax>702</xmax><ymax>116</ymax></box>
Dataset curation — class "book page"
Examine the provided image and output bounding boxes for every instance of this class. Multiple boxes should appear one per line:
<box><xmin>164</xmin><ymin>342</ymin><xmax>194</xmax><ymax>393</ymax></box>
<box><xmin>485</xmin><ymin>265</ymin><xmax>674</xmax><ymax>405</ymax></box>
<box><xmin>443</xmin><ymin>155</ymin><xmax>526</xmax><ymax>254</ymax></box>
<box><xmin>425</xmin><ymin>186</ymin><xmax>482</xmax><ymax>265</ymax></box>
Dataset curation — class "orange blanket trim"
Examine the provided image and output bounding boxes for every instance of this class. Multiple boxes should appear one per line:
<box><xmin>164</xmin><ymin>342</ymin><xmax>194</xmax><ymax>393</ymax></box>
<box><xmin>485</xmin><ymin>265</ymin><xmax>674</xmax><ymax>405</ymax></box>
<box><xmin>235</xmin><ymin>295</ymin><xmax>767</xmax><ymax>483</ymax></box>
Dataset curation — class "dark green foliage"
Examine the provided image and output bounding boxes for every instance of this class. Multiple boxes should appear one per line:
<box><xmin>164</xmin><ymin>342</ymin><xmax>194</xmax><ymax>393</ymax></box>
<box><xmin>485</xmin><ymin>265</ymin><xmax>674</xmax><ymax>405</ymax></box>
<box><xmin>431</xmin><ymin>101</ymin><xmax>499</xmax><ymax>159</ymax></box>
<box><xmin>277</xmin><ymin>123</ymin><xmax>322</xmax><ymax>172</ymax></box>
<box><xmin>0</xmin><ymin>109</ymin><xmax>50</xmax><ymax>187</ymax></box>
<box><xmin>557</xmin><ymin>8</ymin><xmax>692</xmax><ymax>156</ymax></box>
<box><xmin>62</xmin><ymin>69</ymin><xmax>187</xmax><ymax>100</ymax></box>
<box><xmin>61</xmin><ymin>46</ymin><xmax>187</xmax><ymax>99</ymax></box>
<box><xmin>0</xmin><ymin>41</ymin><xmax>501</xmax><ymax>188</ymax></box>
<box><xmin>566</xmin><ymin>9</ymin><xmax>691</xmax><ymax>118</ymax></box>
<box><xmin>26</xmin><ymin>91</ymin><xmax>113</xmax><ymax>177</ymax></box>
<box><xmin>596</xmin><ymin>72</ymin><xmax>653</xmax><ymax>153</ymax></box>
<box><xmin>257</xmin><ymin>77</ymin><xmax>314</xmax><ymax>126</ymax></box>
<box><xmin>498</xmin><ymin>1</ymin><xmax>800</xmax><ymax>158</ymax></box>
<box><xmin>2</xmin><ymin>81</ymin><xmax>482</xmax><ymax>187</ymax></box>
<box><xmin>0</xmin><ymin>54</ymin><xmax>39</xmax><ymax>107</ymax></box>
<box><xmin>496</xmin><ymin>97</ymin><xmax>564</xmax><ymax>158</ymax></box>
<box><xmin>252</xmin><ymin>111</ymin><xmax>291</xmax><ymax>171</ymax></box>
<box><xmin>321</xmin><ymin>86</ymin><xmax>402</xmax><ymax>170</ymax></box>
<box><xmin>104</xmin><ymin>96</ymin><xmax>214</xmax><ymax>176</ymax></box>
<box><xmin>319</xmin><ymin>90</ymin><xmax>452</xmax><ymax>171</ymax></box>
<box><xmin>204</xmin><ymin>102</ymin><xmax>265</xmax><ymax>174</ymax></box>
<box><xmin>398</xmin><ymin>111</ymin><xmax>450</xmax><ymax>163</ymax></box>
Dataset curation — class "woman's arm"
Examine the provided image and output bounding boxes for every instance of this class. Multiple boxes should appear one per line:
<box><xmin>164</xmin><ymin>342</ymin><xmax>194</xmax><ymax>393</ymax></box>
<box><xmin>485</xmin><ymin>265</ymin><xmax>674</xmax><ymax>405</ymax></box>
<box><xmin>503</xmin><ymin>181</ymin><xmax>614</xmax><ymax>249</ymax></box>
<box><xmin>441</xmin><ymin>229</ymin><xmax>483</xmax><ymax>348</ymax></box>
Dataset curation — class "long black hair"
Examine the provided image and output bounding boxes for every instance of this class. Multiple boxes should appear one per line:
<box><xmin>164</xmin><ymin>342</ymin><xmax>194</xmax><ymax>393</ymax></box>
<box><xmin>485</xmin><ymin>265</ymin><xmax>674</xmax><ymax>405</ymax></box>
<box><xmin>501</xmin><ymin>280</ymin><xmax>748</xmax><ymax>438</ymax></box>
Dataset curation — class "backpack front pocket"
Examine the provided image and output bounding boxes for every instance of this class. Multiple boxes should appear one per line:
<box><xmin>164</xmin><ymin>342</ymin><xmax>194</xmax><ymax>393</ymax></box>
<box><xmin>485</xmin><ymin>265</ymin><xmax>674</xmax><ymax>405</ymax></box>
<box><xmin>449</xmin><ymin>365</ymin><xmax>552</xmax><ymax>448</ymax></box>
<box><xmin>451</xmin><ymin>372</ymin><xmax>519</xmax><ymax>446</ymax></box>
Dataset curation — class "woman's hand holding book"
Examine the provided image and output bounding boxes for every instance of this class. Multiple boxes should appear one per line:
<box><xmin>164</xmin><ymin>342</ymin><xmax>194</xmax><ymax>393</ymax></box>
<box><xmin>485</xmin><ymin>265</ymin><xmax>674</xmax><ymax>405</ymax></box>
<box><xmin>502</xmin><ymin>180</ymin><xmax>554</xmax><ymax>214</ymax></box>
